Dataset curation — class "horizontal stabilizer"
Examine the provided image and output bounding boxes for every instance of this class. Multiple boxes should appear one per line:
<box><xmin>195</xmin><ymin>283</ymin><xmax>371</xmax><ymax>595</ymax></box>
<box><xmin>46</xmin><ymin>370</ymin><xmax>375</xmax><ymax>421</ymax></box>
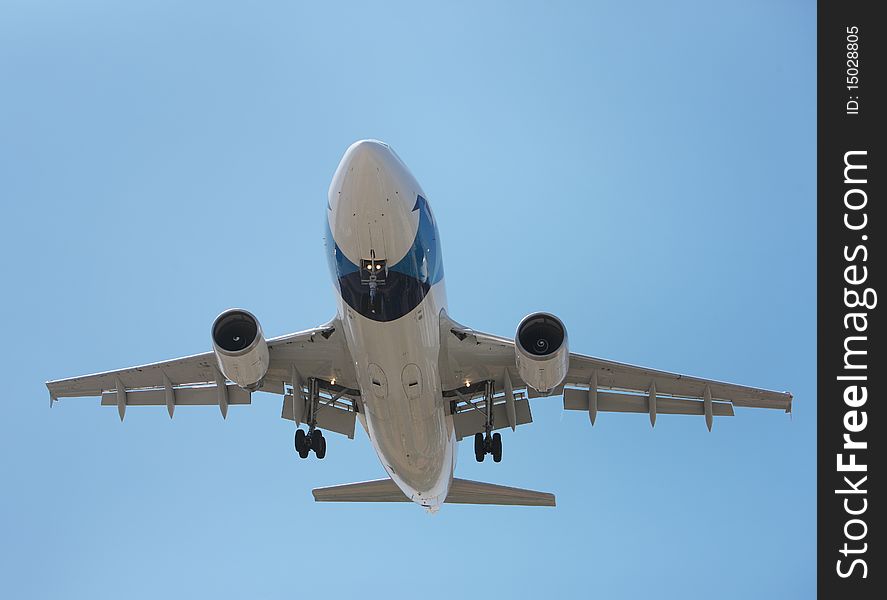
<box><xmin>447</xmin><ymin>478</ymin><xmax>555</xmax><ymax>506</ymax></box>
<box><xmin>313</xmin><ymin>478</ymin><xmax>409</xmax><ymax>503</ymax></box>
<box><xmin>312</xmin><ymin>478</ymin><xmax>555</xmax><ymax>507</ymax></box>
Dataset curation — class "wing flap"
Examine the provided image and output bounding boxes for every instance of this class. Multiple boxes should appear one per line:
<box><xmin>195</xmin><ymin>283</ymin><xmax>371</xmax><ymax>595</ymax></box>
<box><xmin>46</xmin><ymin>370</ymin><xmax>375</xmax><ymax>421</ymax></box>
<box><xmin>452</xmin><ymin>396</ymin><xmax>533</xmax><ymax>440</ymax></box>
<box><xmin>563</xmin><ymin>388</ymin><xmax>734</xmax><ymax>416</ymax></box>
<box><xmin>281</xmin><ymin>393</ymin><xmax>357</xmax><ymax>439</ymax></box>
<box><xmin>100</xmin><ymin>384</ymin><xmax>251</xmax><ymax>407</ymax></box>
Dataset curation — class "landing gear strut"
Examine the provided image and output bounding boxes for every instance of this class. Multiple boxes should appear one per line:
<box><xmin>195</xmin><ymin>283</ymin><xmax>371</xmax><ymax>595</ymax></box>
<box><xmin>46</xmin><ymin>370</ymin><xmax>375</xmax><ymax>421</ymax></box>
<box><xmin>294</xmin><ymin>377</ymin><xmax>327</xmax><ymax>460</ymax></box>
<box><xmin>473</xmin><ymin>381</ymin><xmax>503</xmax><ymax>463</ymax></box>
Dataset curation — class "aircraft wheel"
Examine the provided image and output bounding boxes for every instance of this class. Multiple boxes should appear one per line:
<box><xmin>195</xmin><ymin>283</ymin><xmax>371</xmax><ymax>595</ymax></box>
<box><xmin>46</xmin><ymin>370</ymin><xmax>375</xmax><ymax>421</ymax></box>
<box><xmin>492</xmin><ymin>432</ymin><xmax>502</xmax><ymax>463</ymax></box>
<box><xmin>311</xmin><ymin>429</ymin><xmax>325</xmax><ymax>452</ymax></box>
<box><xmin>295</xmin><ymin>429</ymin><xmax>310</xmax><ymax>459</ymax></box>
<box><xmin>474</xmin><ymin>432</ymin><xmax>484</xmax><ymax>454</ymax></box>
<box><xmin>474</xmin><ymin>432</ymin><xmax>485</xmax><ymax>462</ymax></box>
<box><xmin>316</xmin><ymin>434</ymin><xmax>327</xmax><ymax>460</ymax></box>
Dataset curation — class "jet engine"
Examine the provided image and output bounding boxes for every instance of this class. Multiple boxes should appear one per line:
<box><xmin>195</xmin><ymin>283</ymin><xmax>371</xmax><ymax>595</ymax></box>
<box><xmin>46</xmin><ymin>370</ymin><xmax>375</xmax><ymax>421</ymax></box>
<box><xmin>515</xmin><ymin>312</ymin><xmax>569</xmax><ymax>394</ymax></box>
<box><xmin>211</xmin><ymin>308</ymin><xmax>270</xmax><ymax>390</ymax></box>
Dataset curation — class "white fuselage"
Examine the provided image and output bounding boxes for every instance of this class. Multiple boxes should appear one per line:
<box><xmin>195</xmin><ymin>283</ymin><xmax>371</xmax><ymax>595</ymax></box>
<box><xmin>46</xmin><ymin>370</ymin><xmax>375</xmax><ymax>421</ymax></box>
<box><xmin>325</xmin><ymin>140</ymin><xmax>455</xmax><ymax>509</ymax></box>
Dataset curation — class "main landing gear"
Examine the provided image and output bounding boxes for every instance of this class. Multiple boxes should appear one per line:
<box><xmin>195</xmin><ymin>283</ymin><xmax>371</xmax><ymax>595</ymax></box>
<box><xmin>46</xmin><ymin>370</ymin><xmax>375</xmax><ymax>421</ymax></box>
<box><xmin>295</xmin><ymin>428</ymin><xmax>326</xmax><ymax>459</ymax></box>
<box><xmin>474</xmin><ymin>431</ymin><xmax>502</xmax><ymax>463</ymax></box>
<box><xmin>294</xmin><ymin>376</ymin><xmax>326</xmax><ymax>460</ymax></box>
<box><xmin>473</xmin><ymin>380</ymin><xmax>502</xmax><ymax>463</ymax></box>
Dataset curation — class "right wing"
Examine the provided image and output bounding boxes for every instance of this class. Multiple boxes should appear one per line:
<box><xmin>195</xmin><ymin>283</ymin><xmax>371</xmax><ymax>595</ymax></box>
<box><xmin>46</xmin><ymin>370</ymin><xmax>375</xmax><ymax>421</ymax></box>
<box><xmin>46</xmin><ymin>320</ymin><xmax>358</xmax><ymax>420</ymax></box>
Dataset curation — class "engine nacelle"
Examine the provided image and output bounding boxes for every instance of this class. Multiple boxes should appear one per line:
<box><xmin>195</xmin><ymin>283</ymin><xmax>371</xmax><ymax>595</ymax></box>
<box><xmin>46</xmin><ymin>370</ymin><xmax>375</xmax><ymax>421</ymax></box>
<box><xmin>211</xmin><ymin>308</ymin><xmax>269</xmax><ymax>390</ymax></box>
<box><xmin>515</xmin><ymin>312</ymin><xmax>569</xmax><ymax>394</ymax></box>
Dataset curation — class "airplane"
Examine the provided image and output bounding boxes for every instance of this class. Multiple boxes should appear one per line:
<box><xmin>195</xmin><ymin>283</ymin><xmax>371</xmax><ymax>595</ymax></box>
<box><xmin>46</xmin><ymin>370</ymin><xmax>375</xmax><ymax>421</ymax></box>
<box><xmin>46</xmin><ymin>139</ymin><xmax>793</xmax><ymax>511</ymax></box>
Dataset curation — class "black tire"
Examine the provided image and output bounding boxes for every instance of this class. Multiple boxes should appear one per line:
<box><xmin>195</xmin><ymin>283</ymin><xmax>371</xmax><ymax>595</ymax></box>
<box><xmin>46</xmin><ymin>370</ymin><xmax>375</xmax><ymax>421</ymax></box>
<box><xmin>492</xmin><ymin>432</ymin><xmax>502</xmax><ymax>463</ymax></box>
<box><xmin>311</xmin><ymin>429</ymin><xmax>324</xmax><ymax>452</ymax></box>
<box><xmin>474</xmin><ymin>432</ymin><xmax>485</xmax><ymax>463</ymax></box>
<box><xmin>316</xmin><ymin>435</ymin><xmax>327</xmax><ymax>459</ymax></box>
<box><xmin>295</xmin><ymin>429</ymin><xmax>310</xmax><ymax>459</ymax></box>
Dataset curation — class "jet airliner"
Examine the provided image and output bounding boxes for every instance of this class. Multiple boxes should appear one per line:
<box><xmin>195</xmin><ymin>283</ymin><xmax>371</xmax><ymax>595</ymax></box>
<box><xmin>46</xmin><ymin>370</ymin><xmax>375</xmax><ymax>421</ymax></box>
<box><xmin>46</xmin><ymin>140</ymin><xmax>792</xmax><ymax>510</ymax></box>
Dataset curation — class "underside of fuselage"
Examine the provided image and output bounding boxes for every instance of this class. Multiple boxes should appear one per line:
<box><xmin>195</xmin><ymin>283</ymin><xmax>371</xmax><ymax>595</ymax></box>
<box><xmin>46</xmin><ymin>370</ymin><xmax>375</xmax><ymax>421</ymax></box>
<box><xmin>325</xmin><ymin>140</ymin><xmax>455</xmax><ymax>508</ymax></box>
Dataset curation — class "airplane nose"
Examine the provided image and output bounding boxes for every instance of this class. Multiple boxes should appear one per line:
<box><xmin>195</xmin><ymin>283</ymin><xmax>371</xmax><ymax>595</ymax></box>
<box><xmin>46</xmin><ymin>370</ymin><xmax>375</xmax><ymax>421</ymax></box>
<box><xmin>328</xmin><ymin>139</ymin><xmax>424</xmax><ymax>267</ymax></box>
<box><xmin>345</xmin><ymin>139</ymin><xmax>391</xmax><ymax>170</ymax></box>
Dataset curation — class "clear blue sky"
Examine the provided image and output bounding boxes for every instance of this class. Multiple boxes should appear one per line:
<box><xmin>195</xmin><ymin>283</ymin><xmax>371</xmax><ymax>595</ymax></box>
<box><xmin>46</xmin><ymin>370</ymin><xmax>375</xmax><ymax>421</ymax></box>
<box><xmin>1</xmin><ymin>1</ymin><xmax>815</xmax><ymax>598</ymax></box>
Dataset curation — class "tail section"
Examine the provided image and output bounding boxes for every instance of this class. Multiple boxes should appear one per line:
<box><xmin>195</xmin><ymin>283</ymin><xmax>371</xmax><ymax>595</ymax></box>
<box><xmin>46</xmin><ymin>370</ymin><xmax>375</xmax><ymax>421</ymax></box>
<box><xmin>312</xmin><ymin>478</ymin><xmax>555</xmax><ymax>507</ymax></box>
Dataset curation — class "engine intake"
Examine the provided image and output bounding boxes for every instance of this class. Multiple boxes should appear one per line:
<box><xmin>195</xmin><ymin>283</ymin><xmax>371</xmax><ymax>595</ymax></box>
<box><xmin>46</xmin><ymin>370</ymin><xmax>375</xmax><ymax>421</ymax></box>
<box><xmin>515</xmin><ymin>312</ymin><xmax>569</xmax><ymax>394</ymax></box>
<box><xmin>211</xmin><ymin>308</ymin><xmax>269</xmax><ymax>389</ymax></box>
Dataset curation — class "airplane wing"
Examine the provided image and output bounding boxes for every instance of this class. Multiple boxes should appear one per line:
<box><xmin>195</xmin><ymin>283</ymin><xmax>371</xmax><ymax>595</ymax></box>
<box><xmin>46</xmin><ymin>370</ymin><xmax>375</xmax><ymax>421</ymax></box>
<box><xmin>45</xmin><ymin>320</ymin><xmax>359</xmax><ymax>427</ymax></box>
<box><xmin>440</xmin><ymin>315</ymin><xmax>792</xmax><ymax>435</ymax></box>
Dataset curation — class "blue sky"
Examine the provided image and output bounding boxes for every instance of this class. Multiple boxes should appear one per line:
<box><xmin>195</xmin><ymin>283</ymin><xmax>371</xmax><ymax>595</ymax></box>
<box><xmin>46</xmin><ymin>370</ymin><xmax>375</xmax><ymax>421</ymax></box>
<box><xmin>0</xmin><ymin>1</ymin><xmax>815</xmax><ymax>598</ymax></box>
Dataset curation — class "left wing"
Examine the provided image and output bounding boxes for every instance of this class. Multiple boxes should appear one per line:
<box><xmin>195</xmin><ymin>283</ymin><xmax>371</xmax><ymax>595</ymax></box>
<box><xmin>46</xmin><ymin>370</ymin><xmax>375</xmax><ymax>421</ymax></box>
<box><xmin>46</xmin><ymin>321</ymin><xmax>358</xmax><ymax>421</ymax></box>
<box><xmin>440</xmin><ymin>314</ymin><xmax>792</xmax><ymax>431</ymax></box>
